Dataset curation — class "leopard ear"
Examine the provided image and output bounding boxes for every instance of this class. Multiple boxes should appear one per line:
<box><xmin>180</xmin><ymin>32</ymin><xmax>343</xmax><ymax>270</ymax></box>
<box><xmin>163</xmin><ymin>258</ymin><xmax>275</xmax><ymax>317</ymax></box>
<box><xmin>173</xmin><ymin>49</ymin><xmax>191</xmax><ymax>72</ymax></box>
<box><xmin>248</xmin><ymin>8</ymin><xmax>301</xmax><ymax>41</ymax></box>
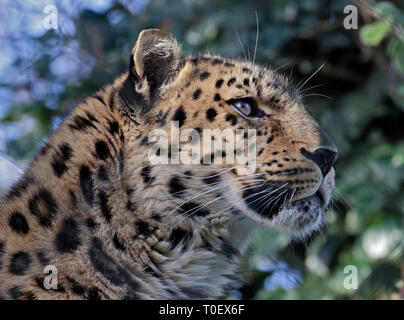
<box><xmin>131</xmin><ymin>29</ymin><xmax>182</xmax><ymax>97</ymax></box>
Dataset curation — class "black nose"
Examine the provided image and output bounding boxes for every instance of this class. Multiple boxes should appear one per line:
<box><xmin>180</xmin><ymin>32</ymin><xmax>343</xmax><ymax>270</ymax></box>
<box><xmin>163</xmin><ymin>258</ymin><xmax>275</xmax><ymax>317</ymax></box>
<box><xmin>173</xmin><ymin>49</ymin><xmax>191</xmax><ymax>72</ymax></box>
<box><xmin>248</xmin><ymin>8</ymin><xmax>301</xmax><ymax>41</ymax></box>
<box><xmin>301</xmin><ymin>148</ymin><xmax>338</xmax><ymax>176</ymax></box>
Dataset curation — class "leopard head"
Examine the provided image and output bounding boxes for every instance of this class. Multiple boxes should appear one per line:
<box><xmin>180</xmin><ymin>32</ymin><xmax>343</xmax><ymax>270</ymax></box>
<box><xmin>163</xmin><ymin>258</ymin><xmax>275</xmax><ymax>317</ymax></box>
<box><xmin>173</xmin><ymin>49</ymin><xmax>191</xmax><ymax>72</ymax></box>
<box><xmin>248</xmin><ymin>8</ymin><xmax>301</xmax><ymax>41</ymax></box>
<box><xmin>121</xmin><ymin>29</ymin><xmax>338</xmax><ymax>239</ymax></box>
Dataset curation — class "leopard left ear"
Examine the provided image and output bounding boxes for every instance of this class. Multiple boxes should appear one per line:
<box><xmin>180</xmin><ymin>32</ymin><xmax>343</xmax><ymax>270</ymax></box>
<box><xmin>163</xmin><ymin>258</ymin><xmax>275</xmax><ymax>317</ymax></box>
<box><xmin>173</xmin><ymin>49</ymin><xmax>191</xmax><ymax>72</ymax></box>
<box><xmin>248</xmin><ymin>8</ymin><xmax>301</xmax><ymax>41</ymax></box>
<box><xmin>131</xmin><ymin>29</ymin><xmax>182</xmax><ymax>98</ymax></box>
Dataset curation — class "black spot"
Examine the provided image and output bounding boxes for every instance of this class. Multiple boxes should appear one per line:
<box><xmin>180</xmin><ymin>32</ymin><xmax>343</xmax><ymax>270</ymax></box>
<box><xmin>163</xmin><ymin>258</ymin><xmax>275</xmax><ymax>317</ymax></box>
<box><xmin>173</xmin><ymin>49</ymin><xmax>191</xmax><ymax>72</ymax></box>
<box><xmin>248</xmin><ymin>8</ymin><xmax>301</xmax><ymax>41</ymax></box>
<box><xmin>183</xmin><ymin>171</ymin><xmax>193</xmax><ymax>178</ymax></box>
<box><xmin>143</xmin><ymin>264</ymin><xmax>159</xmax><ymax>277</ymax></box>
<box><xmin>140</xmin><ymin>165</ymin><xmax>155</xmax><ymax>184</ymax></box>
<box><xmin>172</xmin><ymin>106</ymin><xmax>186</xmax><ymax>127</ymax></box>
<box><xmin>200</xmin><ymin>71</ymin><xmax>210</xmax><ymax>80</ymax></box>
<box><xmin>0</xmin><ymin>241</ymin><xmax>4</xmax><ymax>269</ymax></box>
<box><xmin>242</xmin><ymin>67</ymin><xmax>252</xmax><ymax>74</ymax></box>
<box><xmin>224</xmin><ymin>62</ymin><xmax>235</xmax><ymax>67</ymax></box>
<box><xmin>51</xmin><ymin>143</ymin><xmax>73</xmax><ymax>177</ymax></box>
<box><xmin>203</xmin><ymin>174</ymin><xmax>220</xmax><ymax>185</ymax></box>
<box><xmin>126</xmin><ymin>200</ymin><xmax>135</xmax><ymax>212</ymax></box>
<box><xmin>179</xmin><ymin>201</ymin><xmax>210</xmax><ymax>217</ymax></box>
<box><xmin>169</xmin><ymin>176</ymin><xmax>186</xmax><ymax>197</ymax></box>
<box><xmin>4</xmin><ymin>176</ymin><xmax>34</xmax><ymax>200</ymax></box>
<box><xmin>88</xmin><ymin>287</ymin><xmax>101</xmax><ymax>300</ymax></box>
<box><xmin>35</xmin><ymin>277</ymin><xmax>47</xmax><ymax>291</ymax></box>
<box><xmin>39</xmin><ymin>142</ymin><xmax>51</xmax><ymax>156</ymax></box>
<box><xmin>140</xmin><ymin>136</ymin><xmax>148</xmax><ymax>146</ymax></box>
<box><xmin>9</xmin><ymin>211</ymin><xmax>29</xmax><ymax>235</ymax></box>
<box><xmin>93</xmin><ymin>93</ymin><xmax>106</xmax><ymax>106</ymax></box>
<box><xmin>113</xmin><ymin>234</ymin><xmax>125</xmax><ymax>251</ymax></box>
<box><xmin>97</xmin><ymin>165</ymin><xmax>109</xmax><ymax>181</ymax></box>
<box><xmin>9</xmin><ymin>251</ymin><xmax>31</xmax><ymax>275</ymax></box>
<box><xmin>80</xmin><ymin>165</ymin><xmax>94</xmax><ymax>206</ymax></box>
<box><xmin>98</xmin><ymin>191</ymin><xmax>112</xmax><ymax>222</ymax></box>
<box><xmin>55</xmin><ymin>218</ymin><xmax>81</xmax><ymax>253</ymax></box>
<box><xmin>192</xmin><ymin>88</ymin><xmax>202</xmax><ymax>100</ymax></box>
<box><xmin>215</xmin><ymin>79</ymin><xmax>224</xmax><ymax>88</ymax></box>
<box><xmin>36</xmin><ymin>251</ymin><xmax>50</xmax><ymax>266</ymax></box>
<box><xmin>227</xmin><ymin>77</ymin><xmax>236</xmax><ymax>86</ymax></box>
<box><xmin>69</xmin><ymin>190</ymin><xmax>77</xmax><ymax>208</ymax></box>
<box><xmin>206</xmin><ymin>108</ymin><xmax>217</xmax><ymax>122</ymax></box>
<box><xmin>108</xmin><ymin>121</ymin><xmax>119</xmax><ymax>136</ymax></box>
<box><xmin>67</xmin><ymin>276</ymin><xmax>85</xmax><ymax>296</ymax></box>
<box><xmin>119</xmin><ymin>150</ymin><xmax>124</xmax><ymax>173</ymax></box>
<box><xmin>28</xmin><ymin>189</ymin><xmax>58</xmax><ymax>228</ymax></box>
<box><xmin>86</xmin><ymin>218</ymin><xmax>97</xmax><ymax>229</ymax></box>
<box><xmin>243</xmin><ymin>78</ymin><xmax>250</xmax><ymax>86</ymax></box>
<box><xmin>9</xmin><ymin>286</ymin><xmax>36</xmax><ymax>300</ymax></box>
<box><xmin>180</xmin><ymin>287</ymin><xmax>207</xmax><ymax>299</ymax></box>
<box><xmin>169</xmin><ymin>228</ymin><xmax>192</xmax><ymax>249</ymax></box>
<box><xmin>136</xmin><ymin>221</ymin><xmax>151</xmax><ymax>237</ymax></box>
<box><xmin>220</xmin><ymin>240</ymin><xmax>239</xmax><ymax>259</ymax></box>
<box><xmin>85</xmin><ymin>112</ymin><xmax>99</xmax><ymax>124</ymax></box>
<box><xmin>151</xmin><ymin>212</ymin><xmax>161</xmax><ymax>221</ymax></box>
<box><xmin>267</xmin><ymin>136</ymin><xmax>274</xmax><ymax>144</ymax></box>
<box><xmin>68</xmin><ymin>115</ymin><xmax>97</xmax><ymax>132</ymax></box>
<box><xmin>156</xmin><ymin>110</ymin><xmax>170</xmax><ymax>126</ymax></box>
<box><xmin>212</xmin><ymin>59</ymin><xmax>223</xmax><ymax>65</ymax></box>
<box><xmin>225</xmin><ymin>114</ymin><xmax>238</xmax><ymax>126</ymax></box>
<box><xmin>95</xmin><ymin>140</ymin><xmax>110</xmax><ymax>161</ymax></box>
<box><xmin>89</xmin><ymin>237</ymin><xmax>139</xmax><ymax>296</ymax></box>
<box><xmin>214</xmin><ymin>93</ymin><xmax>221</xmax><ymax>101</ymax></box>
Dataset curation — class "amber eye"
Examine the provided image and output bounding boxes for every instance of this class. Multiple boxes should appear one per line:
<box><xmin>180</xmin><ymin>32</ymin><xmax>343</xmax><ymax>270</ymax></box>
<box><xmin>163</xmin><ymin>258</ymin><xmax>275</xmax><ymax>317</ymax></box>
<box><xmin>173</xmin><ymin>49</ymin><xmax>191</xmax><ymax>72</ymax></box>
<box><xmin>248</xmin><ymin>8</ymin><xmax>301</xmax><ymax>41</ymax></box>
<box><xmin>228</xmin><ymin>98</ymin><xmax>264</xmax><ymax>118</ymax></box>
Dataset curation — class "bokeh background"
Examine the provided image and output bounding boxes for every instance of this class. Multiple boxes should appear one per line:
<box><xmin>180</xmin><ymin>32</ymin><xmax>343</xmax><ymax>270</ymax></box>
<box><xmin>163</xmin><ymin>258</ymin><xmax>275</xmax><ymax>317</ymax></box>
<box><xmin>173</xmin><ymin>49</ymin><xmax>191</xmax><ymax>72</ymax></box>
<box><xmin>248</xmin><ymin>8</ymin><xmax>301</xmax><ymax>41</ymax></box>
<box><xmin>0</xmin><ymin>0</ymin><xmax>403</xmax><ymax>299</ymax></box>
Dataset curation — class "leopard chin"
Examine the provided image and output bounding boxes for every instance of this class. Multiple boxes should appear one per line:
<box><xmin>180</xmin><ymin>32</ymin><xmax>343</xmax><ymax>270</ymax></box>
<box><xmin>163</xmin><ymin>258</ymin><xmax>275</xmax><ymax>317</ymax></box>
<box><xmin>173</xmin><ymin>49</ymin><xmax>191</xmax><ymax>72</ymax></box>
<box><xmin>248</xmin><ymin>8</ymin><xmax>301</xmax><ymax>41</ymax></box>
<box><xmin>270</xmin><ymin>194</ymin><xmax>325</xmax><ymax>238</ymax></box>
<box><xmin>237</xmin><ymin>168</ymin><xmax>335</xmax><ymax>239</ymax></box>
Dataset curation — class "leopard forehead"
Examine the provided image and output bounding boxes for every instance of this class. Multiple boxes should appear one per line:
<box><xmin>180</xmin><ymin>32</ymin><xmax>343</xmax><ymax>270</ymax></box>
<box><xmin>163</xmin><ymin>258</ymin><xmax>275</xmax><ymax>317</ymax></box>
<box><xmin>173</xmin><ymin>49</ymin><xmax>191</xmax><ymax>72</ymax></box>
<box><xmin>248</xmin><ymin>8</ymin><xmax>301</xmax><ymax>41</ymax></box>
<box><xmin>161</xmin><ymin>55</ymin><xmax>301</xmax><ymax>112</ymax></box>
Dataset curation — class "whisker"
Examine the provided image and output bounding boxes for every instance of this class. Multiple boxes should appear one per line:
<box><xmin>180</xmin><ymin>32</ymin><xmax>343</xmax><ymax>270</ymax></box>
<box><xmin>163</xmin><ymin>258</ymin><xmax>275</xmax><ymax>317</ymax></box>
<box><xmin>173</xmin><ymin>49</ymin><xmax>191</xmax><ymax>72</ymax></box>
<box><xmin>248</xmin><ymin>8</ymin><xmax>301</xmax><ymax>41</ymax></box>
<box><xmin>254</xmin><ymin>183</ymin><xmax>289</xmax><ymax>212</ymax></box>
<box><xmin>302</xmin><ymin>93</ymin><xmax>333</xmax><ymax>101</ymax></box>
<box><xmin>253</xmin><ymin>11</ymin><xmax>259</xmax><ymax>65</ymax></box>
<box><xmin>172</xmin><ymin>181</ymin><xmax>265</xmax><ymax>227</ymax></box>
<box><xmin>296</xmin><ymin>61</ymin><xmax>326</xmax><ymax>93</ymax></box>
<box><xmin>210</xmin><ymin>185</ymin><xmax>284</xmax><ymax>218</ymax></box>
<box><xmin>299</xmin><ymin>84</ymin><xmax>323</xmax><ymax>94</ymax></box>
<box><xmin>169</xmin><ymin>177</ymin><xmax>266</xmax><ymax>217</ymax></box>
<box><xmin>233</xmin><ymin>27</ymin><xmax>248</xmax><ymax>62</ymax></box>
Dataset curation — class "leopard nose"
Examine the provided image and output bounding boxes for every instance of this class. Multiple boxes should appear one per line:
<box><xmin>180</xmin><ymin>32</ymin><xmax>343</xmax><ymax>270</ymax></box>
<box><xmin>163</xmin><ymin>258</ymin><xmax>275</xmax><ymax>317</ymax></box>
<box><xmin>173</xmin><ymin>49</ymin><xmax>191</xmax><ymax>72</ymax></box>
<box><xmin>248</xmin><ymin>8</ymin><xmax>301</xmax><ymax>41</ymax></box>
<box><xmin>301</xmin><ymin>147</ymin><xmax>338</xmax><ymax>176</ymax></box>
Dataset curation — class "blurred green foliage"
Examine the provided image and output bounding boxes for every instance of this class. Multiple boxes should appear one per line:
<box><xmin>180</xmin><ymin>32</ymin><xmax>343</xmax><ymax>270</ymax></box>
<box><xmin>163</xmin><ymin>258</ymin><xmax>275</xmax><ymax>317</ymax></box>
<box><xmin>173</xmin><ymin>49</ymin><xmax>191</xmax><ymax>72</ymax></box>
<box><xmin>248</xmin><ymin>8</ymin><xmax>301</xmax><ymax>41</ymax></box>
<box><xmin>0</xmin><ymin>0</ymin><xmax>403</xmax><ymax>299</ymax></box>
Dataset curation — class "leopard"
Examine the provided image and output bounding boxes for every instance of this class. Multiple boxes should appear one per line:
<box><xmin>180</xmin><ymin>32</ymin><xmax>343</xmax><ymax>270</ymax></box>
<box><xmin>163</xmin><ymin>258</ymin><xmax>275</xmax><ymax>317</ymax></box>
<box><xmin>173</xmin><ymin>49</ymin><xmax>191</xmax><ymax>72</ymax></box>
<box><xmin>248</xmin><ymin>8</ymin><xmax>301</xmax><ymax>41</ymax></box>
<box><xmin>0</xmin><ymin>29</ymin><xmax>338</xmax><ymax>300</ymax></box>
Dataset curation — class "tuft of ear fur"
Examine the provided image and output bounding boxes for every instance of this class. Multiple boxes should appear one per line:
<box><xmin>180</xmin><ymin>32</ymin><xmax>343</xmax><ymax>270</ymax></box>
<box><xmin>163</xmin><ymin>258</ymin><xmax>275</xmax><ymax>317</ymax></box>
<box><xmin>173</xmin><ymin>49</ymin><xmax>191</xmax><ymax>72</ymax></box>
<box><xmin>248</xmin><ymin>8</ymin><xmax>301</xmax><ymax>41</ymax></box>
<box><xmin>131</xmin><ymin>29</ymin><xmax>182</xmax><ymax>98</ymax></box>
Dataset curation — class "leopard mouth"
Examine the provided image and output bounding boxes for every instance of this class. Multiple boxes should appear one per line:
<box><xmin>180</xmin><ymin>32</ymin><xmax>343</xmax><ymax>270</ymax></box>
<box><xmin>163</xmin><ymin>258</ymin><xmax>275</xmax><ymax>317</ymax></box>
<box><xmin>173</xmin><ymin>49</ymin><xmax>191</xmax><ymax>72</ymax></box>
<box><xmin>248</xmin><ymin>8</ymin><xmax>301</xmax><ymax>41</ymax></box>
<box><xmin>242</xmin><ymin>184</ymin><xmax>328</xmax><ymax>236</ymax></box>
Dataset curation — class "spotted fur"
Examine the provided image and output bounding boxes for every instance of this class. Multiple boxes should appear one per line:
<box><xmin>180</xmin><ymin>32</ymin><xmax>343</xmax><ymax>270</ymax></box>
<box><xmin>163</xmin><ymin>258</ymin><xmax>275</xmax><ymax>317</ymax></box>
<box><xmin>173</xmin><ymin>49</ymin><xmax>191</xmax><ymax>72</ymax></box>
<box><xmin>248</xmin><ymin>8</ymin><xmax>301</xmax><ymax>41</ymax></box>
<box><xmin>0</xmin><ymin>29</ymin><xmax>337</xmax><ymax>299</ymax></box>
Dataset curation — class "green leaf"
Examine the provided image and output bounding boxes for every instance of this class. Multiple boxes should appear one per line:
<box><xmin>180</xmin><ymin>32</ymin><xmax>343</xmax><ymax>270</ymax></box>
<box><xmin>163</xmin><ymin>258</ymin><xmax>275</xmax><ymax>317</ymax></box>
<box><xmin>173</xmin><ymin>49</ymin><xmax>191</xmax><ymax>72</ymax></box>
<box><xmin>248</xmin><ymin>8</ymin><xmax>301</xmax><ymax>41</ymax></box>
<box><xmin>388</xmin><ymin>38</ymin><xmax>404</xmax><ymax>74</ymax></box>
<box><xmin>360</xmin><ymin>19</ymin><xmax>392</xmax><ymax>46</ymax></box>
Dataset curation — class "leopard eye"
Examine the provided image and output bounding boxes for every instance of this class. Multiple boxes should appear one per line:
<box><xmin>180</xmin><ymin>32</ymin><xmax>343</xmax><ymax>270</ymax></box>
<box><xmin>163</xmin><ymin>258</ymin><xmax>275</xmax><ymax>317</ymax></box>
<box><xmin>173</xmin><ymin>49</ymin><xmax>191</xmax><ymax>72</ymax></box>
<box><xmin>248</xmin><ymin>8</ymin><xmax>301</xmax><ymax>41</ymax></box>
<box><xmin>233</xmin><ymin>101</ymin><xmax>251</xmax><ymax>116</ymax></box>
<box><xmin>228</xmin><ymin>98</ymin><xmax>264</xmax><ymax>118</ymax></box>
